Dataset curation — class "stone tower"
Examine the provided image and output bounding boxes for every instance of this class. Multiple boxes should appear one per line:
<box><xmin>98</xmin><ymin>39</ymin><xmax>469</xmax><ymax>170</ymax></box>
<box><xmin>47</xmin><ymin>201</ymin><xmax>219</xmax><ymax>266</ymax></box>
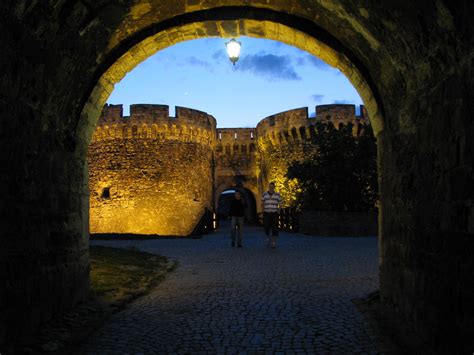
<box><xmin>88</xmin><ymin>104</ymin><xmax>216</xmax><ymax>235</ymax></box>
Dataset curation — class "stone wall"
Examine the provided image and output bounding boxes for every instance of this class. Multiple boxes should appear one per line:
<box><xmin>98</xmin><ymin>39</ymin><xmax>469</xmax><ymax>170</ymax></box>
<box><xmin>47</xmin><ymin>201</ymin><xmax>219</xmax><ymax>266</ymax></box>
<box><xmin>299</xmin><ymin>211</ymin><xmax>378</xmax><ymax>236</ymax></box>
<box><xmin>256</xmin><ymin>105</ymin><xmax>369</xmax><ymax>207</ymax></box>
<box><xmin>316</xmin><ymin>104</ymin><xmax>368</xmax><ymax>136</ymax></box>
<box><xmin>88</xmin><ymin>104</ymin><xmax>216</xmax><ymax>236</ymax></box>
<box><xmin>214</xmin><ymin>127</ymin><xmax>259</xmax><ymax>212</ymax></box>
<box><xmin>378</xmin><ymin>58</ymin><xmax>474</xmax><ymax>352</ymax></box>
<box><xmin>257</xmin><ymin>108</ymin><xmax>309</xmax><ymax>208</ymax></box>
<box><xmin>89</xmin><ymin>103</ymin><xmax>369</xmax><ymax>231</ymax></box>
<box><xmin>89</xmin><ymin>104</ymin><xmax>367</xmax><ymax>230</ymax></box>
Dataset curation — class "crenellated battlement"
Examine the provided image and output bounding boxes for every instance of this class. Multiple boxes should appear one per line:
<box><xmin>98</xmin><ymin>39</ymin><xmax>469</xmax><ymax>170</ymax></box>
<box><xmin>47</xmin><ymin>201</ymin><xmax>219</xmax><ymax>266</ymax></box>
<box><xmin>94</xmin><ymin>103</ymin><xmax>369</xmax><ymax>149</ymax></box>
<box><xmin>215</xmin><ymin>128</ymin><xmax>258</xmax><ymax>156</ymax></box>
<box><xmin>98</xmin><ymin>104</ymin><xmax>216</xmax><ymax>127</ymax></box>
<box><xmin>257</xmin><ymin>107</ymin><xmax>310</xmax><ymax>130</ymax></box>
<box><xmin>256</xmin><ymin>107</ymin><xmax>311</xmax><ymax>145</ymax></box>
<box><xmin>315</xmin><ymin>104</ymin><xmax>356</xmax><ymax>120</ymax></box>
<box><xmin>93</xmin><ymin>104</ymin><xmax>217</xmax><ymax>145</ymax></box>
<box><xmin>256</xmin><ymin>104</ymin><xmax>370</xmax><ymax>146</ymax></box>
<box><xmin>314</xmin><ymin>104</ymin><xmax>369</xmax><ymax>137</ymax></box>
<box><xmin>128</xmin><ymin>104</ymin><xmax>170</xmax><ymax>122</ymax></box>
<box><xmin>314</xmin><ymin>104</ymin><xmax>368</xmax><ymax>127</ymax></box>
<box><xmin>175</xmin><ymin>106</ymin><xmax>217</xmax><ymax>129</ymax></box>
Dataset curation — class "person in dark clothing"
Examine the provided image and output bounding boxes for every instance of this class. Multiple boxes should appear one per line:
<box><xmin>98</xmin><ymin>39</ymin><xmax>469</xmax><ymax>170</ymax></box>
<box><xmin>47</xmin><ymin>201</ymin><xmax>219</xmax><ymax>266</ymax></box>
<box><xmin>229</xmin><ymin>191</ymin><xmax>246</xmax><ymax>247</ymax></box>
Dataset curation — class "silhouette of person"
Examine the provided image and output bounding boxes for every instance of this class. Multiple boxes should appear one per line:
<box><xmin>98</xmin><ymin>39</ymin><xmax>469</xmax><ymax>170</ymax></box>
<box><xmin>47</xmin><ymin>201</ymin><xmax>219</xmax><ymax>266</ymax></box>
<box><xmin>229</xmin><ymin>191</ymin><xmax>246</xmax><ymax>248</ymax></box>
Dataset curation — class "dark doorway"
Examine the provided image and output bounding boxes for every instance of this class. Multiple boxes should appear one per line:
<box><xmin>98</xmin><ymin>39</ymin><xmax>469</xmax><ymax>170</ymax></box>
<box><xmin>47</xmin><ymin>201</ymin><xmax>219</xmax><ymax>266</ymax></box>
<box><xmin>217</xmin><ymin>187</ymin><xmax>257</xmax><ymax>224</ymax></box>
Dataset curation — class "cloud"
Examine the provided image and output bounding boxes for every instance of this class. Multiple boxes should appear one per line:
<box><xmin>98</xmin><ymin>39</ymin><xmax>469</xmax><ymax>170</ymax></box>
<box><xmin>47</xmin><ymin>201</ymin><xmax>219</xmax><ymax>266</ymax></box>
<box><xmin>298</xmin><ymin>55</ymin><xmax>339</xmax><ymax>72</ymax></box>
<box><xmin>235</xmin><ymin>53</ymin><xmax>301</xmax><ymax>81</ymax></box>
<box><xmin>312</xmin><ymin>94</ymin><xmax>324</xmax><ymax>103</ymax></box>
<box><xmin>212</xmin><ymin>50</ymin><xmax>227</xmax><ymax>61</ymax></box>
<box><xmin>305</xmin><ymin>55</ymin><xmax>329</xmax><ymax>69</ymax></box>
<box><xmin>186</xmin><ymin>56</ymin><xmax>212</xmax><ymax>69</ymax></box>
<box><xmin>333</xmin><ymin>99</ymin><xmax>354</xmax><ymax>104</ymax></box>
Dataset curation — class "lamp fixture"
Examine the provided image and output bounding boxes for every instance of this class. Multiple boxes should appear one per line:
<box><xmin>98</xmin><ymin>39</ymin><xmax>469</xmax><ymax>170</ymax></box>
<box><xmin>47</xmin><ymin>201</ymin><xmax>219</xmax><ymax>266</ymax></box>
<box><xmin>225</xmin><ymin>38</ymin><xmax>241</xmax><ymax>65</ymax></box>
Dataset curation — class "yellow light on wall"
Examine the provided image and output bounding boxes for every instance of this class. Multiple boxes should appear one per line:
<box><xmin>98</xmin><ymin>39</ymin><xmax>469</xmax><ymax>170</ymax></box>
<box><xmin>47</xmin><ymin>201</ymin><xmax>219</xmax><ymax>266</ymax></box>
<box><xmin>225</xmin><ymin>38</ymin><xmax>241</xmax><ymax>65</ymax></box>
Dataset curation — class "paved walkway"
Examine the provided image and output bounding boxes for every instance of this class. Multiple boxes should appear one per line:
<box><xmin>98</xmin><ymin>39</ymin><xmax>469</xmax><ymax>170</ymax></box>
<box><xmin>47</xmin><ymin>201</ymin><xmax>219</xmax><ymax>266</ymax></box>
<box><xmin>81</xmin><ymin>224</ymin><xmax>381</xmax><ymax>354</ymax></box>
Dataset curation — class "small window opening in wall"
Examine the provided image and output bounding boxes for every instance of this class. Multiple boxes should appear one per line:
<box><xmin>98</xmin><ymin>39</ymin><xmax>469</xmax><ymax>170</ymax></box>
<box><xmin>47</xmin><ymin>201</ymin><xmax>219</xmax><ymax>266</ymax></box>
<box><xmin>101</xmin><ymin>187</ymin><xmax>111</xmax><ymax>200</ymax></box>
<box><xmin>219</xmin><ymin>132</ymin><xmax>222</xmax><ymax>140</ymax></box>
<box><xmin>250</xmin><ymin>131</ymin><xmax>254</xmax><ymax>139</ymax></box>
<box><xmin>234</xmin><ymin>132</ymin><xmax>238</xmax><ymax>140</ymax></box>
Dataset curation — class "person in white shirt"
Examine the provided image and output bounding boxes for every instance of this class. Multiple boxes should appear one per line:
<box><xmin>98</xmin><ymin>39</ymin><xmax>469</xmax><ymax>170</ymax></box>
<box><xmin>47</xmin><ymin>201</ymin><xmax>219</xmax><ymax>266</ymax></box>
<box><xmin>261</xmin><ymin>182</ymin><xmax>282</xmax><ymax>249</ymax></box>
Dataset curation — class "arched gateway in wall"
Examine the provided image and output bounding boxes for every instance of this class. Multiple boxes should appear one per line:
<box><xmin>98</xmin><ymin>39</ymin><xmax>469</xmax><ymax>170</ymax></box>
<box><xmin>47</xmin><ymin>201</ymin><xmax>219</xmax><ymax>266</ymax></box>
<box><xmin>88</xmin><ymin>103</ymin><xmax>368</xmax><ymax>235</ymax></box>
<box><xmin>1</xmin><ymin>2</ymin><xmax>473</xmax><ymax>352</ymax></box>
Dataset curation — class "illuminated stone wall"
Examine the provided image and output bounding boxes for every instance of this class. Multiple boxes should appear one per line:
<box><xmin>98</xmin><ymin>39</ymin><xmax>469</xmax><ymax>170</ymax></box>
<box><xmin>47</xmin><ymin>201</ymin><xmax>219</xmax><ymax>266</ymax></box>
<box><xmin>89</xmin><ymin>103</ymin><xmax>367</xmax><ymax>234</ymax></box>
<box><xmin>256</xmin><ymin>105</ymin><xmax>369</xmax><ymax>207</ymax></box>
<box><xmin>88</xmin><ymin>104</ymin><xmax>216</xmax><ymax>235</ymax></box>
<box><xmin>214</xmin><ymin>128</ymin><xmax>259</xmax><ymax>208</ymax></box>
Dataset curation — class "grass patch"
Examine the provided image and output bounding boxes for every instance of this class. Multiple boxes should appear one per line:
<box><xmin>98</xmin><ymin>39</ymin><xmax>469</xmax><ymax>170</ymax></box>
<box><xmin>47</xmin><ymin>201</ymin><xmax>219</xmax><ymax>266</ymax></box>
<box><xmin>6</xmin><ymin>245</ymin><xmax>176</xmax><ymax>354</ymax></box>
<box><xmin>90</xmin><ymin>245</ymin><xmax>176</xmax><ymax>306</ymax></box>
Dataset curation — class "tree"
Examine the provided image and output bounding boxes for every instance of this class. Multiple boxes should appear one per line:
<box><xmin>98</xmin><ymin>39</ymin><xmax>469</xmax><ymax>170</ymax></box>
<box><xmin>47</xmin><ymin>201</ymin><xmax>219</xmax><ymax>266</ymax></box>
<box><xmin>287</xmin><ymin>121</ymin><xmax>377</xmax><ymax>211</ymax></box>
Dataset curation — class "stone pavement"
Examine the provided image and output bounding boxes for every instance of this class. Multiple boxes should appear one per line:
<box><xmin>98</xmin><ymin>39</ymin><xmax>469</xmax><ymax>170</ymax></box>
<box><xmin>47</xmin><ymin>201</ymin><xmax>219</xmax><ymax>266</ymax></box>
<box><xmin>80</xmin><ymin>223</ymin><xmax>382</xmax><ymax>354</ymax></box>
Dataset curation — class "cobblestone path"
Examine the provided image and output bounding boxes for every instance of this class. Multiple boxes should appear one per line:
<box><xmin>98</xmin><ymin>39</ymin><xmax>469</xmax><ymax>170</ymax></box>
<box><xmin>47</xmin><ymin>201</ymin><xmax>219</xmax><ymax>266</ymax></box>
<box><xmin>81</xmin><ymin>224</ymin><xmax>381</xmax><ymax>354</ymax></box>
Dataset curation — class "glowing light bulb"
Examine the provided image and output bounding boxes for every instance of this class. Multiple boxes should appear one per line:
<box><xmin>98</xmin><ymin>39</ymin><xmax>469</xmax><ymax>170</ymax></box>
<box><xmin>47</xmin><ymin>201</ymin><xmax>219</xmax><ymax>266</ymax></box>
<box><xmin>225</xmin><ymin>38</ymin><xmax>241</xmax><ymax>65</ymax></box>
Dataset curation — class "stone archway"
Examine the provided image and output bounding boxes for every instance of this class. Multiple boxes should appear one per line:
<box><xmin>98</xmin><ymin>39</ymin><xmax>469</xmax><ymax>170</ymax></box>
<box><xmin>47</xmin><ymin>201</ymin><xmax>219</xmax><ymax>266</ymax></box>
<box><xmin>78</xmin><ymin>9</ymin><xmax>386</xmax><ymax>246</ymax></box>
<box><xmin>77</xmin><ymin>8</ymin><xmax>385</xmax><ymax>157</ymax></box>
<box><xmin>1</xmin><ymin>2</ymin><xmax>472</xmax><ymax>352</ymax></box>
<box><xmin>216</xmin><ymin>186</ymin><xmax>258</xmax><ymax>224</ymax></box>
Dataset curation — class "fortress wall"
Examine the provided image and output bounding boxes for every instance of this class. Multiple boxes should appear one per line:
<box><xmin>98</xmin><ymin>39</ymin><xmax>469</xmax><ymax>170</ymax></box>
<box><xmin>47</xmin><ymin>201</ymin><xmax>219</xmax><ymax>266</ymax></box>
<box><xmin>88</xmin><ymin>105</ymin><xmax>216</xmax><ymax>236</ymax></box>
<box><xmin>176</xmin><ymin>106</ymin><xmax>218</xmax><ymax>131</ymax></box>
<box><xmin>89</xmin><ymin>103</ymin><xmax>371</xmax><ymax>232</ymax></box>
<box><xmin>256</xmin><ymin>107</ymin><xmax>310</xmax><ymax>145</ymax></box>
<box><xmin>216</xmin><ymin>128</ymin><xmax>256</xmax><ymax>145</ymax></box>
<box><xmin>98</xmin><ymin>104</ymin><xmax>216</xmax><ymax>132</ymax></box>
<box><xmin>315</xmin><ymin>104</ymin><xmax>370</xmax><ymax>136</ymax></box>
<box><xmin>129</xmin><ymin>104</ymin><xmax>169</xmax><ymax>121</ymax></box>
<box><xmin>256</xmin><ymin>108</ymin><xmax>316</xmax><ymax>207</ymax></box>
<box><xmin>215</xmin><ymin>128</ymin><xmax>258</xmax><ymax>158</ymax></box>
<box><xmin>255</xmin><ymin>106</ymin><xmax>368</xmax><ymax>207</ymax></box>
<box><xmin>214</xmin><ymin>128</ymin><xmax>259</xmax><ymax>207</ymax></box>
<box><xmin>315</xmin><ymin>104</ymin><xmax>356</xmax><ymax>120</ymax></box>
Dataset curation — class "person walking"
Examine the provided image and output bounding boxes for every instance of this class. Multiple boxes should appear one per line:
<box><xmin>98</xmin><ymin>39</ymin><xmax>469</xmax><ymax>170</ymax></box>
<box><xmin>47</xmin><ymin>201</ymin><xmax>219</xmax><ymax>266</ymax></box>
<box><xmin>229</xmin><ymin>191</ymin><xmax>246</xmax><ymax>248</ymax></box>
<box><xmin>261</xmin><ymin>182</ymin><xmax>282</xmax><ymax>249</ymax></box>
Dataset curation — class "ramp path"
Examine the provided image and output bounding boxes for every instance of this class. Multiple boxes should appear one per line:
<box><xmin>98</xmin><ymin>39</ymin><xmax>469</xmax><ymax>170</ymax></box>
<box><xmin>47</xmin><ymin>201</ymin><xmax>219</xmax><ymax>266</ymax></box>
<box><xmin>82</xmin><ymin>224</ymin><xmax>382</xmax><ymax>354</ymax></box>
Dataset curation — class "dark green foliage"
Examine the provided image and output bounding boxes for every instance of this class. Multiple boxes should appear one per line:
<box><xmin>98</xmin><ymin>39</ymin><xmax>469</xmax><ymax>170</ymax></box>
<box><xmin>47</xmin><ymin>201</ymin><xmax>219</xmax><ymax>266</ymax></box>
<box><xmin>287</xmin><ymin>121</ymin><xmax>377</xmax><ymax>211</ymax></box>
